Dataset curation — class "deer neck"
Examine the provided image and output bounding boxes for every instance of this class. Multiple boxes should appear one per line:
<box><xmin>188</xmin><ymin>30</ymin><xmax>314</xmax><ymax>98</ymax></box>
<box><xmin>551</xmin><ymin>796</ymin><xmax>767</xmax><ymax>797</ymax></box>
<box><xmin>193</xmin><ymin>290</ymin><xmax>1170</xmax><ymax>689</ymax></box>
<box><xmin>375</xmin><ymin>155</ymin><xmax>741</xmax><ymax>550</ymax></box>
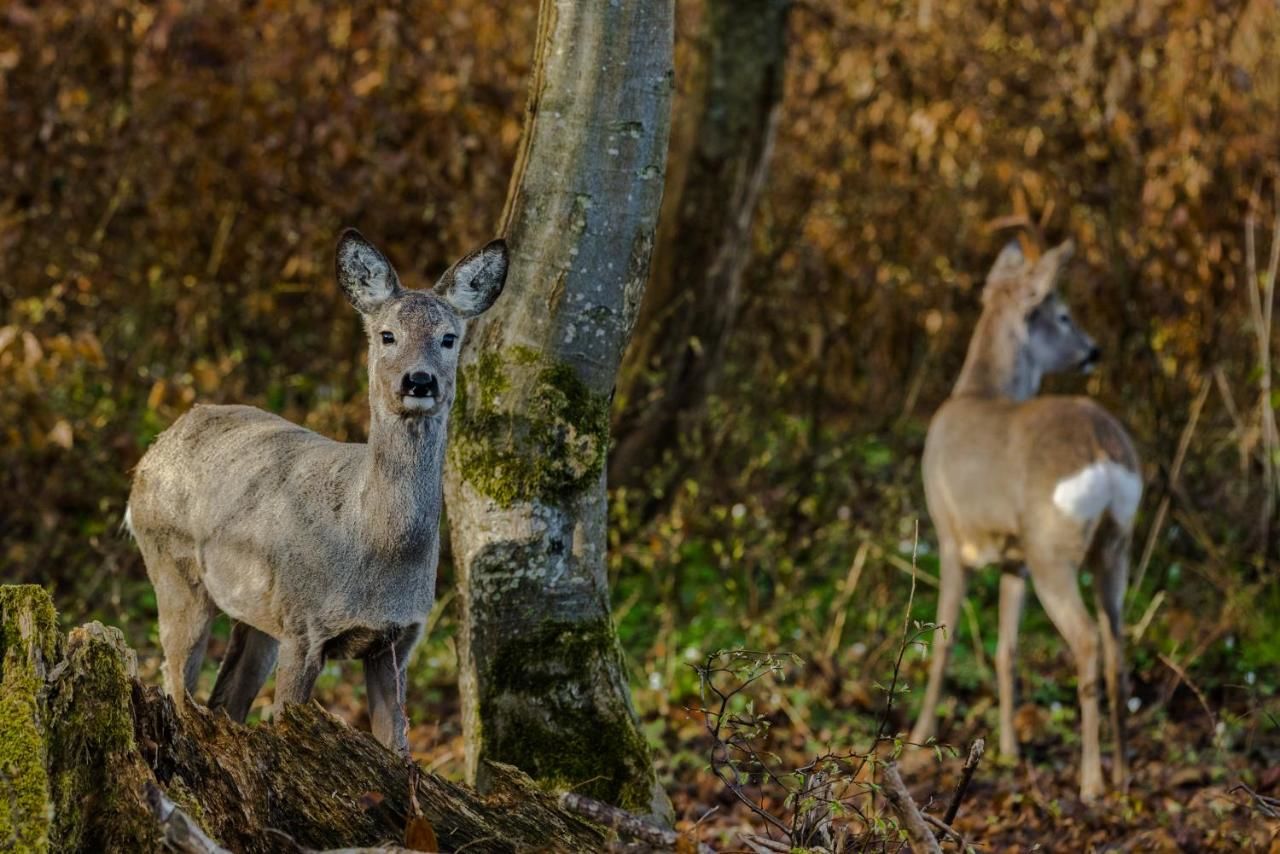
<box><xmin>951</xmin><ymin>309</ymin><xmax>1042</xmax><ymax>402</ymax></box>
<box><xmin>358</xmin><ymin>408</ymin><xmax>447</xmax><ymax>557</ymax></box>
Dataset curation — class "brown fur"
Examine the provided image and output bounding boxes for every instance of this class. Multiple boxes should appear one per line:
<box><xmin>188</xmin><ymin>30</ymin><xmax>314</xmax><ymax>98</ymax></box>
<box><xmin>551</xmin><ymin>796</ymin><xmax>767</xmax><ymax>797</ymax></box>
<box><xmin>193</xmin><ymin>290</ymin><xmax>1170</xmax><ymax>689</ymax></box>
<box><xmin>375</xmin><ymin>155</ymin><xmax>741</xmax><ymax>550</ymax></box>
<box><xmin>910</xmin><ymin>239</ymin><xmax>1142</xmax><ymax>801</ymax></box>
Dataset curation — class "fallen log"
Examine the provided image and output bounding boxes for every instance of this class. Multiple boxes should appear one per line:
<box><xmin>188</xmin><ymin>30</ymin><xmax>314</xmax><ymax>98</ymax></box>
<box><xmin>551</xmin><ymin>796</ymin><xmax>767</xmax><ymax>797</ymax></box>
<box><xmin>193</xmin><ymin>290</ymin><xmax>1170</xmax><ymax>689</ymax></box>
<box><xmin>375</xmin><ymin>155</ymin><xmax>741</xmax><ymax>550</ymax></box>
<box><xmin>1</xmin><ymin>584</ymin><xmax>610</xmax><ymax>852</ymax></box>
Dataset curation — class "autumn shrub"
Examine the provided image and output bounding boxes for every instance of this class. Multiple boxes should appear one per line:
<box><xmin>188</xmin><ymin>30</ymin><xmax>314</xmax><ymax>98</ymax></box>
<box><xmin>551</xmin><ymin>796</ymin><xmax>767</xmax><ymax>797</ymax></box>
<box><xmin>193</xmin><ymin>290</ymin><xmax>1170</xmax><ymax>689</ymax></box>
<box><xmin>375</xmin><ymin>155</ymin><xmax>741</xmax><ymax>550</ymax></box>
<box><xmin>1</xmin><ymin>0</ymin><xmax>1276</xmax><ymax>738</ymax></box>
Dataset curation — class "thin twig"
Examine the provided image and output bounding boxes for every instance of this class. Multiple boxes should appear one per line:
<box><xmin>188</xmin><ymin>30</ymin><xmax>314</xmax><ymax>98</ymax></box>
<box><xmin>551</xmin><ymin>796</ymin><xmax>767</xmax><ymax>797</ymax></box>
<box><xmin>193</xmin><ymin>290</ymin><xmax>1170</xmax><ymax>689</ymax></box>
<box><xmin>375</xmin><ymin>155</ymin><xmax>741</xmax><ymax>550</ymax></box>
<box><xmin>741</xmin><ymin>835</ymin><xmax>791</xmax><ymax>854</ymax></box>
<box><xmin>864</xmin><ymin>537</ymin><xmax>940</xmax><ymax>589</ymax></box>
<box><xmin>940</xmin><ymin>738</ymin><xmax>985</xmax><ymax>828</ymax></box>
<box><xmin>823</xmin><ymin>541</ymin><xmax>870</xmax><ymax>661</ymax></box>
<box><xmin>923</xmin><ymin>813</ymin><xmax>970</xmax><ymax>849</ymax></box>
<box><xmin>1129</xmin><ymin>590</ymin><xmax>1165</xmax><ymax>644</ymax></box>
<box><xmin>1157</xmin><ymin>652</ymin><xmax>1218</xmax><ymax>734</ymax></box>
<box><xmin>1132</xmin><ymin>375</ymin><xmax>1210</xmax><ymax>598</ymax></box>
<box><xmin>1231</xmin><ymin>783</ymin><xmax>1280</xmax><ymax>819</ymax></box>
<box><xmin>1243</xmin><ymin>186</ymin><xmax>1280</xmax><ymax>543</ymax></box>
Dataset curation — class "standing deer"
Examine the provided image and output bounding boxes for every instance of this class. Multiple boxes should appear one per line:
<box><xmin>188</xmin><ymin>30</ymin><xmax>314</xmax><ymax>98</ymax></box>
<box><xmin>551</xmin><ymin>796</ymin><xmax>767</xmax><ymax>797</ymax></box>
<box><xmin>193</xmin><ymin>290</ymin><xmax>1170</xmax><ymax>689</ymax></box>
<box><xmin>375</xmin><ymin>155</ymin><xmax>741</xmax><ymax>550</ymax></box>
<box><xmin>127</xmin><ymin>229</ymin><xmax>507</xmax><ymax>753</ymax></box>
<box><xmin>909</xmin><ymin>239</ymin><xmax>1141</xmax><ymax>800</ymax></box>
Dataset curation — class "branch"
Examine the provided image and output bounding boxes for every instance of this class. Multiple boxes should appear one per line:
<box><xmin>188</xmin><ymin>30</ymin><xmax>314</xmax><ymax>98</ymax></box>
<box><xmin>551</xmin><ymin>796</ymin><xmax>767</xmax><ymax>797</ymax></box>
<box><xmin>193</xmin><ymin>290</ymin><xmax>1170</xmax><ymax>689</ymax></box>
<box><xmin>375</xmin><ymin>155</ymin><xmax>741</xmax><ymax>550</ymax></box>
<box><xmin>880</xmin><ymin>763</ymin><xmax>943</xmax><ymax>854</ymax></box>
<box><xmin>558</xmin><ymin>792</ymin><xmax>714</xmax><ymax>854</ymax></box>
<box><xmin>941</xmin><ymin>738</ymin><xmax>985</xmax><ymax>828</ymax></box>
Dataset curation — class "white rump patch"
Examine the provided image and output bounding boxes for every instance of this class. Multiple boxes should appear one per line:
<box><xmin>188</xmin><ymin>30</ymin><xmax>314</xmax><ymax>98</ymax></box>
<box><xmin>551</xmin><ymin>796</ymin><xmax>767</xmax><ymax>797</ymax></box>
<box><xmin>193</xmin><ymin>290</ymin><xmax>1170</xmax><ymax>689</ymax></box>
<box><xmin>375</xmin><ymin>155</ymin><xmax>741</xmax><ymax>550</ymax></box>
<box><xmin>1052</xmin><ymin>461</ymin><xmax>1142</xmax><ymax>526</ymax></box>
<box><xmin>121</xmin><ymin>503</ymin><xmax>135</xmax><ymax>539</ymax></box>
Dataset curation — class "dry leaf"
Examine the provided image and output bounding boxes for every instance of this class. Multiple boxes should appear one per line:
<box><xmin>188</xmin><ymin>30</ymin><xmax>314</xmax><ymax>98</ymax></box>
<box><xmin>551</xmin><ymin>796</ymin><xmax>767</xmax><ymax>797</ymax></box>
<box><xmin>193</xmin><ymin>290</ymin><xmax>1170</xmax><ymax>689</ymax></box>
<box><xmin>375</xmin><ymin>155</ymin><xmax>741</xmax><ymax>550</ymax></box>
<box><xmin>48</xmin><ymin>420</ymin><xmax>73</xmax><ymax>450</ymax></box>
<box><xmin>404</xmin><ymin>815</ymin><xmax>438</xmax><ymax>852</ymax></box>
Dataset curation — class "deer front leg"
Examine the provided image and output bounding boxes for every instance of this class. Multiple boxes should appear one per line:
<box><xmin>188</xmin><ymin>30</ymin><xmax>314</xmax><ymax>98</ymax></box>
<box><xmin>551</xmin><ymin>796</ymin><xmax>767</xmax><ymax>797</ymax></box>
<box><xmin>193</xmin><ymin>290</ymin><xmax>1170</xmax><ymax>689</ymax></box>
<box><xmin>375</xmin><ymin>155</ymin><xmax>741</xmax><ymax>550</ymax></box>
<box><xmin>364</xmin><ymin>625</ymin><xmax>422</xmax><ymax>755</ymax></box>
<box><xmin>152</xmin><ymin>567</ymin><xmax>217</xmax><ymax>711</ymax></box>
<box><xmin>1028</xmin><ymin>555</ymin><xmax>1104</xmax><ymax>801</ymax></box>
<box><xmin>996</xmin><ymin>568</ymin><xmax>1027</xmax><ymax>759</ymax></box>
<box><xmin>272</xmin><ymin>637</ymin><xmax>324</xmax><ymax>716</ymax></box>
<box><xmin>910</xmin><ymin>539</ymin><xmax>965</xmax><ymax>745</ymax></box>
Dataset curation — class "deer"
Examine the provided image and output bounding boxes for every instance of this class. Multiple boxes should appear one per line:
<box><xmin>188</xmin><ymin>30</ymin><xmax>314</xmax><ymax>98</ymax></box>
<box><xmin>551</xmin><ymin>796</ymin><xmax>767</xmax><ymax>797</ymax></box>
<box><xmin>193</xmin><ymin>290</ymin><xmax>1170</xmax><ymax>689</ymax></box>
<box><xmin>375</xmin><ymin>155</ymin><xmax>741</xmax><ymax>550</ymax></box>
<box><xmin>126</xmin><ymin>229</ymin><xmax>507</xmax><ymax>754</ymax></box>
<box><xmin>908</xmin><ymin>238</ymin><xmax>1142</xmax><ymax>801</ymax></box>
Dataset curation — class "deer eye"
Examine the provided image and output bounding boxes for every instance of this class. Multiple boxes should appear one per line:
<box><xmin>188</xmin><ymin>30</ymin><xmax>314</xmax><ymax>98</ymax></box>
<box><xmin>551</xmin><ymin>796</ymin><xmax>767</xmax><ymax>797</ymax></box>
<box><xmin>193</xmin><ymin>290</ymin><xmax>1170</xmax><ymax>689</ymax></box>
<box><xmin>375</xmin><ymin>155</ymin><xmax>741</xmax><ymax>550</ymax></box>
<box><xmin>442</xmin><ymin>333</ymin><xmax>457</xmax><ymax>349</ymax></box>
<box><xmin>381</xmin><ymin>331</ymin><xmax>395</xmax><ymax>345</ymax></box>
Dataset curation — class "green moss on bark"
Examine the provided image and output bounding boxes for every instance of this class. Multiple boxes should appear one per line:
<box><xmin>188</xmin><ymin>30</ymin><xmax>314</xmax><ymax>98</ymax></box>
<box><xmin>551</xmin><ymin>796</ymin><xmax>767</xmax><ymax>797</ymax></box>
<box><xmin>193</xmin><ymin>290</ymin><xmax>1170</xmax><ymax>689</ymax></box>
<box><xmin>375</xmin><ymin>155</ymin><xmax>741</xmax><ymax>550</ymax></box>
<box><xmin>0</xmin><ymin>585</ymin><xmax>61</xmax><ymax>853</ymax></box>
<box><xmin>477</xmin><ymin>619</ymin><xmax>657</xmax><ymax>811</ymax></box>
<box><xmin>0</xmin><ymin>674</ymin><xmax>51</xmax><ymax>851</ymax></box>
<box><xmin>47</xmin><ymin>624</ymin><xmax>155</xmax><ymax>852</ymax></box>
<box><xmin>0</xmin><ymin>585</ymin><xmax>61</xmax><ymax>677</ymax></box>
<box><xmin>451</xmin><ymin>348</ymin><xmax>611</xmax><ymax>507</ymax></box>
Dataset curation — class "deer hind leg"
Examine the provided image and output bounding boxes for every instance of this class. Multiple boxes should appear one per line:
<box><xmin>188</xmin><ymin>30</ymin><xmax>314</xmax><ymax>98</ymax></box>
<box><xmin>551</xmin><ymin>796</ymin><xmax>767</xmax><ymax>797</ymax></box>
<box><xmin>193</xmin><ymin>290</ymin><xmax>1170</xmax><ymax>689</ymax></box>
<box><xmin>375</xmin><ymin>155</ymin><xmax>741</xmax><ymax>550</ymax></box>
<box><xmin>151</xmin><ymin>554</ymin><xmax>217</xmax><ymax>711</ymax></box>
<box><xmin>910</xmin><ymin>537</ymin><xmax>965</xmax><ymax>746</ymax></box>
<box><xmin>364</xmin><ymin>624</ymin><xmax>423</xmax><ymax>755</ymax></box>
<box><xmin>209</xmin><ymin>621</ymin><xmax>280</xmax><ymax>722</ymax></box>
<box><xmin>996</xmin><ymin>567</ymin><xmax>1027</xmax><ymax>759</ymax></box>
<box><xmin>1093</xmin><ymin>524</ymin><xmax>1131</xmax><ymax>790</ymax></box>
<box><xmin>1027</xmin><ymin>549</ymin><xmax>1104</xmax><ymax>801</ymax></box>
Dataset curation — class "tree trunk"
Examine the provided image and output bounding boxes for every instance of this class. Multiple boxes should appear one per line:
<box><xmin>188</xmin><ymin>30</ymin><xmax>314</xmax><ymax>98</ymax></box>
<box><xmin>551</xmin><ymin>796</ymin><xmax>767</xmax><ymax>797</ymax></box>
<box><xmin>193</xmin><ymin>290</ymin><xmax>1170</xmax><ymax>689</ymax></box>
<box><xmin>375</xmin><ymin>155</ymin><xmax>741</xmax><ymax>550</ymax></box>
<box><xmin>0</xmin><ymin>585</ymin><xmax>610</xmax><ymax>853</ymax></box>
<box><xmin>442</xmin><ymin>0</ymin><xmax>674</xmax><ymax>819</ymax></box>
<box><xmin>610</xmin><ymin>0</ymin><xmax>791</xmax><ymax>485</ymax></box>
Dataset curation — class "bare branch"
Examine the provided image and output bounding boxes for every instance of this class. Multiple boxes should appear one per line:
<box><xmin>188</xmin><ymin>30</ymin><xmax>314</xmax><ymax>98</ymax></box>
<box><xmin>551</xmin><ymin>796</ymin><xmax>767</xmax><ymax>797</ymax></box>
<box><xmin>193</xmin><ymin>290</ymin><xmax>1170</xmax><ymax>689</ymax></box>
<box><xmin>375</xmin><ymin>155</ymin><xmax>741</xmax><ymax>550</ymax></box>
<box><xmin>941</xmin><ymin>738</ymin><xmax>985</xmax><ymax>829</ymax></box>
<box><xmin>559</xmin><ymin>792</ymin><xmax>714</xmax><ymax>854</ymax></box>
<box><xmin>880</xmin><ymin>763</ymin><xmax>943</xmax><ymax>854</ymax></box>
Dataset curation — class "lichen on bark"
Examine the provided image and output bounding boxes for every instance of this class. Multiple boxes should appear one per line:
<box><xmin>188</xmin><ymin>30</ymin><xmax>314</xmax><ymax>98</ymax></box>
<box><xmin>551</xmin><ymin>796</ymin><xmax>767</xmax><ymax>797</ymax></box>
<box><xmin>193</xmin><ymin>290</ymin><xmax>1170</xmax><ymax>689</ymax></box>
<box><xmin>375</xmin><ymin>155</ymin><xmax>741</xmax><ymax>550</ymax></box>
<box><xmin>451</xmin><ymin>347</ymin><xmax>611</xmax><ymax>507</ymax></box>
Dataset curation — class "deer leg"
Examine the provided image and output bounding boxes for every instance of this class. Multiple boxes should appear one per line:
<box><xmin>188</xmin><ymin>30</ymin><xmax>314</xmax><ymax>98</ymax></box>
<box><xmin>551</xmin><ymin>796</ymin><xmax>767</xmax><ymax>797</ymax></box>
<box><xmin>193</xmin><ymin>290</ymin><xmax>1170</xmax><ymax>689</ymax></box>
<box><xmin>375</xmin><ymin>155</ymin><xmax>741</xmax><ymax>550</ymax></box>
<box><xmin>1094</xmin><ymin>529</ymin><xmax>1131</xmax><ymax>790</ymax></box>
<box><xmin>210</xmin><ymin>622</ymin><xmax>280</xmax><ymax>722</ymax></box>
<box><xmin>364</xmin><ymin>624</ymin><xmax>422</xmax><ymax>755</ymax></box>
<box><xmin>272</xmin><ymin>637</ymin><xmax>324</xmax><ymax>716</ymax></box>
<box><xmin>996</xmin><ymin>567</ymin><xmax>1027</xmax><ymax>759</ymax></box>
<box><xmin>910</xmin><ymin>539</ymin><xmax>965</xmax><ymax>745</ymax></box>
<box><xmin>1028</xmin><ymin>554</ymin><xmax>1104</xmax><ymax>801</ymax></box>
<box><xmin>152</xmin><ymin>560</ymin><xmax>216</xmax><ymax>711</ymax></box>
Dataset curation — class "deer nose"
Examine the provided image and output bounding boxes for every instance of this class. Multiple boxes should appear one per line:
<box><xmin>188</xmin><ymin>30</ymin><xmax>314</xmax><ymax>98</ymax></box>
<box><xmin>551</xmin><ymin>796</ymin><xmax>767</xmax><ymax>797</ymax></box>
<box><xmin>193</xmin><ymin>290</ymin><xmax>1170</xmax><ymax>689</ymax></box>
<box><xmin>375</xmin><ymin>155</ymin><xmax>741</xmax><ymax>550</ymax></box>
<box><xmin>402</xmin><ymin>371</ymin><xmax>439</xmax><ymax>398</ymax></box>
<box><xmin>1085</xmin><ymin>345</ymin><xmax>1102</xmax><ymax>364</ymax></box>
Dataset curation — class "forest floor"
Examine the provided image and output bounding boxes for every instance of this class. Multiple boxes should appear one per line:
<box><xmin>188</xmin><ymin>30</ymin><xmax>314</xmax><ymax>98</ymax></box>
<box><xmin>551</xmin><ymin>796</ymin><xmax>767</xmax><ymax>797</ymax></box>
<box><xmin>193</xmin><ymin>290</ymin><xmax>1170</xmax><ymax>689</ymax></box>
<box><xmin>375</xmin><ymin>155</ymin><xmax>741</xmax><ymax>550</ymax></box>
<box><xmin>133</xmin><ymin>625</ymin><xmax>1279</xmax><ymax>853</ymax></box>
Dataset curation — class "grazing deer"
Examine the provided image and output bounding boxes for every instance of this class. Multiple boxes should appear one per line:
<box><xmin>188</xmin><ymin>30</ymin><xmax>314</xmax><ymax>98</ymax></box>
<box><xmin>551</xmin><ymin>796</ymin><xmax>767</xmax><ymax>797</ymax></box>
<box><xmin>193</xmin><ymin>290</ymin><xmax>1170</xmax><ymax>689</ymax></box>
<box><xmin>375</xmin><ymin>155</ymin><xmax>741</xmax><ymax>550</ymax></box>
<box><xmin>127</xmin><ymin>229</ymin><xmax>507</xmax><ymax>753</ymax></box>
<box><xmin>909</xmin><ymin>239</ymin><xmax>1141</xmax><ymax>800</ymax></box>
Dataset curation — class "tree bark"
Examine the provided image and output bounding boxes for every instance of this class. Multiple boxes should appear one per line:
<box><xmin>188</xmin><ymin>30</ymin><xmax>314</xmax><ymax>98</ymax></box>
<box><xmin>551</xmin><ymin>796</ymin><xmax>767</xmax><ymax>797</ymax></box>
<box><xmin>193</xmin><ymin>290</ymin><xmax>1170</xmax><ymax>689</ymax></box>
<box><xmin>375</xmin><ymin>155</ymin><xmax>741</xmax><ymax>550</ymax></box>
<box><xmin>610</xmin><ymin>0</ymin><xmax>791</xmax><ymax>485</ymax></box>
<box><xmin>0</xmin><ymin>585</ymin><xmax>611</xmax><ymax>853</ymax></box>
<box><xmin>442</xmin><ymin>0</ymin><xmax>674</xmax><ymax>819</ymax></box>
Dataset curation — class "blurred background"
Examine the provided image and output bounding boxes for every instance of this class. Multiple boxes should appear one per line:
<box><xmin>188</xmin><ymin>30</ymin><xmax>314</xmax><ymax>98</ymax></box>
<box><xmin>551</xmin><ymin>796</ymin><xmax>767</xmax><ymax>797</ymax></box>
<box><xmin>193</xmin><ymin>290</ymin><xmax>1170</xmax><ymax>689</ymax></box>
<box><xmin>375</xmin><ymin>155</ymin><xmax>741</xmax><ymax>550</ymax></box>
<box><xmin>2</xmin><ymin>0</ymin><xmax>1278</xmax><ymax>845</ymax></box>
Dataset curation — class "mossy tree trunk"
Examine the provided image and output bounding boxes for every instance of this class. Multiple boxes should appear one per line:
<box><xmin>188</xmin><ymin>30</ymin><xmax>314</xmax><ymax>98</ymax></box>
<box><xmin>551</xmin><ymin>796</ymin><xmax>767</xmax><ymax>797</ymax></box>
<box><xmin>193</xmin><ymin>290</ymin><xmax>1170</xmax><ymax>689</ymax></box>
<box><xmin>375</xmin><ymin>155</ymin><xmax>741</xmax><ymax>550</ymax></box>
<box><xmin>0</xmin><ymin>585</ymin><xmax>610</xmax><ymax>853</ymax></box>
<box><xmin>610</xmin><ymin>0</ymin><xmax>791</xmax><ymax>485</ymax></box>
<box><xmin>443</xmin><ymin>0</ymin><xmax>674</xmax><ymax>819</ymax></box>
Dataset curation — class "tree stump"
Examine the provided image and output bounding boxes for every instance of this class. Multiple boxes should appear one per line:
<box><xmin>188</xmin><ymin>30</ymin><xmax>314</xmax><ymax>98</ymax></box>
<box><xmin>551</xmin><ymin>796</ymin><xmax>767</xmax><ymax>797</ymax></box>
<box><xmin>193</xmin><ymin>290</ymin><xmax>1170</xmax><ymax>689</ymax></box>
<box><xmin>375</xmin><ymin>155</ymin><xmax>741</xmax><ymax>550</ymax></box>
<box><xmin>0</xmin><ymin>585</ymin><xmax>609</xmax><ymax>852</ymax></box>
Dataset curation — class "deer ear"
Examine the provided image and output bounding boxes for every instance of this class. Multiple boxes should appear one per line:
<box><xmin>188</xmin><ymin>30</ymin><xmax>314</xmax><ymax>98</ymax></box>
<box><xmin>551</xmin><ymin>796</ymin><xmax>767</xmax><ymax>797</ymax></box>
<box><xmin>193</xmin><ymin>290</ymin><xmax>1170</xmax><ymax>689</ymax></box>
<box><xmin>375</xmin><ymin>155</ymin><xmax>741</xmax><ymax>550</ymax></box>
<box><xmin>336</xmin><ymin>229</ymin><xmax>401</xmax><ymax>314</ymax></box>
<box><xmin>1025</xmin><ymin>238</ymin><xmax>1075</xmax><ymax>304</ymax></box>
<box><xmin>982</xmin><ymin>240</ymin><xmax>1029</xmax><ymax>305</ymax></box>
<box><xmin>988</xmin><ymin>240</ymin><xmax>1026</xmax><ymax>279</ymax></box>
<box><xmin>434</xmin><ymin>239</ymin><xmax>508</xmax><ymax>319</ymax></box>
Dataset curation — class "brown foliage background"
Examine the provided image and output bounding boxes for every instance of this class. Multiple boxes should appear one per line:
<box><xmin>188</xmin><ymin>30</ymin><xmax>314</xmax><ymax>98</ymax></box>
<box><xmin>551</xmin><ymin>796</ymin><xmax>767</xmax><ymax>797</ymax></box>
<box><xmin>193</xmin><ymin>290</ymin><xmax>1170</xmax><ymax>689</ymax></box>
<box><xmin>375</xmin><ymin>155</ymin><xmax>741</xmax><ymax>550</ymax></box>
<box><xmin>2</xmin><ymin>0</ymin><xmax>1279</xmax><ymax>846</ymax></box>
<box><xmin>1</xmin><ymin>0</ymin><xmax>1277</xmax><ymax>735</ymax></box>
<box><xmin>0</xmin><ymin>0</ymin><xmax>1274</xmax><ymax>660</ymax></box>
